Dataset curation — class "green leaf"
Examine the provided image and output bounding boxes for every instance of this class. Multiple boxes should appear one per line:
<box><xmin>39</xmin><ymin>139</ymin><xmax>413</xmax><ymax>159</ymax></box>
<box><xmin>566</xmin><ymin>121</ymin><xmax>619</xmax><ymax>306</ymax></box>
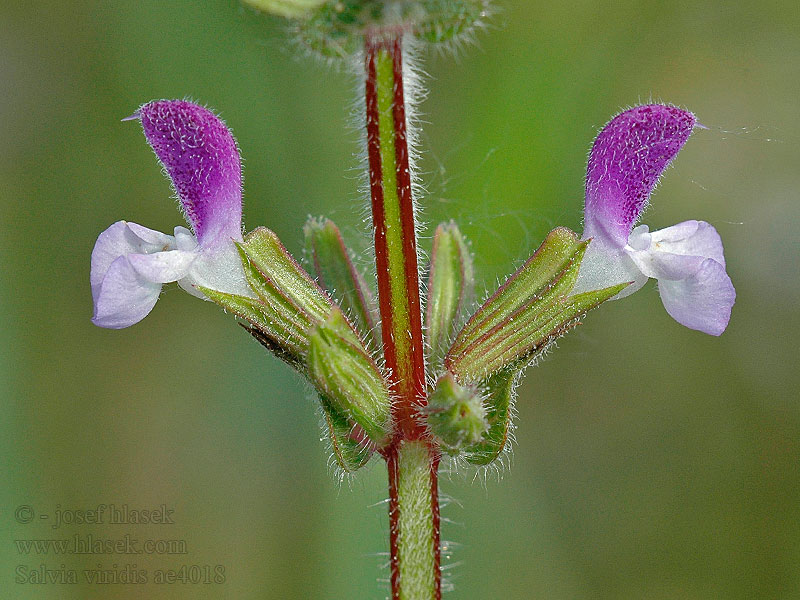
<box><xmin>304</xmin><ymin>217</ymin><xmax>380</xmax><ymax>350</ymax></box>
<box><xmin>446</xmin><ymin>227</ymin><xmax>628</xmax><ymax>381</ymax></box>
<box><xmin>425</xmin><ymin>221</ymin><xmax>474</xmax><ymax>368</ymax></box>
<box><xmin>308</xmin><ymin>309</ymin><xmax>392</xmax><ymax>446</ymax></box>
<box><xmin>423</xmin><ymin>372</ymin><xmax>486</xmax><ymax>455</ymax></box>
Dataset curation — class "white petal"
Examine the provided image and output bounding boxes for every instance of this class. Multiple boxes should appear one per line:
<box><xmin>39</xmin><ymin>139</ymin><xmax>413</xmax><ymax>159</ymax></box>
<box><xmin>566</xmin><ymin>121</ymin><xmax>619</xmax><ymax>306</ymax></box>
<box><xmin>126</xmin><ymin>222</ymin><xmax>175</xmax><ymax>247</ymax></box>
<box><xmin>573</xmin><ymin>236</ymin><xmax>648</xmax><ymax>299</ymax></box>
<box><xmin>649</xmin><ymin>220</ymin><xmax>726</xmax><ymax>266</ymax></box>
<box><xmin>91</xmin><ymin>256</ymin><xmax>162</xmax><ymax>329</ymax></box>
<box><xmin>174</xmin><ymin>226</ymin><xmax>199</xmax><ymax>251</ymax></box>
<box><xmin>128</xmin><ymin>250</ymin><xmax>197</xmax><ymax>284</ymax></box>
<box><xmin>657</xmin><ymin>258</ymin><xmax>735</xmax><ymax>336</ymax></box>
<box><xmin>90</xmin><ymin>221</ymin><xmax>174</xmax><ymax>299</ymax></box>
<box><xmin>626</xmin><ymin>220</ymin><xmax>727</xmax><ymax>281</ymax></box>
<box><xmin>179</xmin><ymin>238</ymin><xmax>253</xmax><ymax>299</ymax></box>
<box><xmin>626</xmin><ymin>247</ymin><xmax>705</xmax><ymax>281</ymax></box>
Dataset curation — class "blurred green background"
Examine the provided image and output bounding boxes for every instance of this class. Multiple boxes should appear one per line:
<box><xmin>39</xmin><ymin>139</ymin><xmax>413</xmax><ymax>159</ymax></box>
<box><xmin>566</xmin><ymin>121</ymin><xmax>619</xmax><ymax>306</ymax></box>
<box><xmin>2</xmin><ymin>1</ymin><xmax>798</xmax><ymax>598</ymax></box>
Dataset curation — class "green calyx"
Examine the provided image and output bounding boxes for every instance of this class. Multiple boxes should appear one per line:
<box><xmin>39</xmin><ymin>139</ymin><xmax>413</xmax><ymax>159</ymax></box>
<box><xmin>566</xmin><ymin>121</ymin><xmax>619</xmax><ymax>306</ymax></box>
<box><xmin>304</xmin><ymin>217</ymin><xmax>380</xmax><ymax>350</ymax></box>
<box><xmin>424</xmin><ymin>373</ymin><xmax>486</xmax><ymax>455</ymax></box>
<box><xmin>246</xmin><ymin>0</ymin><xmax>490</xmax><ymax>58</ymax></box>
<box><xmin>418</xmin><ymin>226</ymin><xmax>628</xmax><ymax>465</ymax></box>
<box><xmin>308</xmin><ymin>309</ymin><xmax>392</xmax><ymax>446</ymax></box>
<box><xmin>445</xmin><ymin>227</ymin><xmax>628</xmax><ymax>382</ymax></box>
<box><xmin>199</xmin><ymin>227</ymin><xmax>336</xmax><ymax>367</ymax></box>
<box><xmin>425</xmin><ymin>221</ymin><xmax>474</xmax><ymax>369</ymax></box>
<box><xmin>201</xmin><ymin>228</ymin><xmax>389</xmax><ymax>470</ymax></box>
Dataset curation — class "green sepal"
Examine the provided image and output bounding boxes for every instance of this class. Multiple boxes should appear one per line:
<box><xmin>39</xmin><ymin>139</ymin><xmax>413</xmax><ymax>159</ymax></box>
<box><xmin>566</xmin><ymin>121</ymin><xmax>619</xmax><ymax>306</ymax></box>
<box><xmin>198</xmin><ymin>287</ymin><xmax>310</xmax><ymax>364</ymax></box>
<box><xmin>425</xmin><ymin>221</ymin><xmax>474</xmax><ymax>369</ymax></box>
<box><xmin>200</xmin><ymin>227</ymin><xmax>338</xmax><ymax>367</ymax></box>
<box><xmin>308</xmin><ymin>309</ymin><xmax>392</xmax><ymax>446</ymax></box>
<box><xmin>304</xmin><ymin>217</ymin><xmax>380</xmax><ymax>349</ymax></box>
<box><xmin>318</xmin><ymin>392</ymin><xmax>374</xmax><ymax>472</ymax></box>
<box><xmin>241</xmin><ymin>0</ymin><xmax>326</xmax><ymax>19</ymax></box>
<box><xmin>423</xmin><ymin>372</ymin><xmax>486</xmax><ymax>455</ymax></box>
<box><xmin>462</xmin><ymin>366</ymin><xmax>517</xmax><ymax>466</ymax></box>
<box><xmin>241</xmin><ymin>227</ymin><xmax>333</xmax><ymax>325</ymax></box>
<box><xmin>446</xmin><ymin>227</ymin><xmax>627</xmax><ymax>381</ymax></box>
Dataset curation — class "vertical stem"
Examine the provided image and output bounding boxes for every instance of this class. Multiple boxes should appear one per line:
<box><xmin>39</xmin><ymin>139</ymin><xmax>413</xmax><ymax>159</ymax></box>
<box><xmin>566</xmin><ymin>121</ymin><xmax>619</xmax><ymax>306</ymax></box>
<box><xmin>393</xmin><ymin>441</ymin><xmax>440</xmax><ymax>599</ymax></box>
<box><xmin>365</xmin><ymin>36</ymin><xmax>426</xmax><ymax>438</ymax></box>
<box><xmin>364</xmin><ymin>36</ymin><xmax>441</xmax><ymax>600</ymax></box>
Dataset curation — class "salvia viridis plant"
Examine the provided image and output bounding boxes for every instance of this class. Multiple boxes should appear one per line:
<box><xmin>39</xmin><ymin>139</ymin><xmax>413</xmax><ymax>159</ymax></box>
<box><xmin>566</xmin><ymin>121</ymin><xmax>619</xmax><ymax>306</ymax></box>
<box><xmin>90</xmin><ymin>1</ymin><xmax>736</xmax><ymax>598</ymax></box>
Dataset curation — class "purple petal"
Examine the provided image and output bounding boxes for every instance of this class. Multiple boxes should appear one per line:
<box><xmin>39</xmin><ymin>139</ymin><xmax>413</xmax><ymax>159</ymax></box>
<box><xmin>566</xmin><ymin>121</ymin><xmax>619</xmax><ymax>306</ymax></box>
<box><xmin>584</xmin><ymin>105</ymin><xmax>697</xmax><ymax>247</ymax></box>
<box><xmin>657</xmin><ymin>259</ymin><xmax>735</xmax><ymax>336</ymax></box>
<box><xmin>92</xmin><ymin>256</ymin><xmax>163</xmax><ymax>329</ymax></box>
<box><xmin>137</xmin><ymin>100</ymin><xmax>242</xmax><ymax>247</ymax></box>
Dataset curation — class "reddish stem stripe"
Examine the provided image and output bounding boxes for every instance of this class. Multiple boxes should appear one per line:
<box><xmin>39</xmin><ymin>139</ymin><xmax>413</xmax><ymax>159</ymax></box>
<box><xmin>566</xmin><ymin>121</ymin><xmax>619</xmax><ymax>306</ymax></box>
<box><xmin>387</xmin><ymin>447</ymin><xmax>400</xmax><ymax>599</ymax></box>
<box><xmin>390</xmin><ymin>37</ymin><xmax>427</xmax><ymax>431</ymax></box>
<box><xmin>365</xmin><ymin>37</ymin><xmax>427</xmax><ymax>439</ymax></box>
<box><xmin>365</xmin><ymin>36</ymin><xmax>441</xmax><ymax>600</ymax></box>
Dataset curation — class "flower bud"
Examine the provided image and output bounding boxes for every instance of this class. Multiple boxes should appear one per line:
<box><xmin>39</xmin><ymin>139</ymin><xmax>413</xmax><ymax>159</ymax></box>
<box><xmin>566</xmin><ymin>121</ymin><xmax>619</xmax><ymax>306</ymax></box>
<box><xmin>308</xmin><ymin>309</ymin><xmax>392</xmax><ymax>446</ymax></box>
<box><xmin>248</xmin><ymin>0</ymin><xmax>491</xmax><ymax>59</ymax></box>
<box><xmin>425</xmin><ymin>221</ymin><xmax>473</xmax><ymax>369</ymax></box>
<box><xmin>424</xmin><ymin>373</ymin><xmax>487</xmax><ymax>455</ymax></box>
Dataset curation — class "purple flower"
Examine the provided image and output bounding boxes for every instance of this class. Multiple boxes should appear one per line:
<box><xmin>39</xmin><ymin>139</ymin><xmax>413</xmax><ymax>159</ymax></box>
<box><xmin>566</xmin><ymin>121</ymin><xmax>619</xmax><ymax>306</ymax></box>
<box><xmin>91</xmin><ymin>100</ymin><xmax>252</xmax><ymax>329</ymax></box>
<box><xmin>574</xmin><ymin>104</ymin><xmax>735</xmax><ymax>335</ymax></box>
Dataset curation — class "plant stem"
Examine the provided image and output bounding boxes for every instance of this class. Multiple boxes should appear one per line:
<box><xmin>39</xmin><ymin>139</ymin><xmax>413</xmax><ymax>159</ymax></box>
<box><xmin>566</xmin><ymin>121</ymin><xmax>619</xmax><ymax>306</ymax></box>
<box><xmin>364</xmin><ymin>35</ymin><xmax>441</xmax><ymax>599</ymax></box>
<box><xmin>389</xmin><ymin>440</ymin><xmax>441</xmax><ymax>599</ymax></box>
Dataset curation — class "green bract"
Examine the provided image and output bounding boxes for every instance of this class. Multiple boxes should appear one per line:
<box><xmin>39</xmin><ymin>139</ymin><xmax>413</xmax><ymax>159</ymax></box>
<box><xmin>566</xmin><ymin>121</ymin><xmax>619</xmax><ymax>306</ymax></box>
<box><xmin>461</xmin><ymin>366</ymin><xmax>516</xmax><ymax>465</ymax></box>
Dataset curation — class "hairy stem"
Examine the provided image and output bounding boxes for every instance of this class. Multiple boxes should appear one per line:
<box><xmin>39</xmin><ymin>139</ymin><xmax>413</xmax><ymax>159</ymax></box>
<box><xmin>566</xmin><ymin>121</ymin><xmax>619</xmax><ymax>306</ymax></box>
<box><xmin>389</xmin><ymin>441</ymin><xmax>441</xmax><ymax>600</ymax></box>
<box><xmin>365</xmin><ymin>35</ymin><xmax>426</xmax><ymax>438</ymax></box>
<box><xmin>364</xmin><ymin>36</ymin><xmax>441</xmax><ymax>599</ymax></box>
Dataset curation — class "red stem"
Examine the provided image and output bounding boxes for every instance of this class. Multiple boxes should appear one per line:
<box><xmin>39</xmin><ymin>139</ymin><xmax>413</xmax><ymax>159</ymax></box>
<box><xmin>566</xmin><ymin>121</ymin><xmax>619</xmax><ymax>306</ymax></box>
<box><xmin>365</xmin><ymin>36</ymin><xmax>441</xmax><ymax>600</ymax></box>
<box><xmin>387</xmin><ymin>448</ymin><xmax>400</xmax><ymax>596</ymax></box>
<box><xmin>365</xmin><ymin>36</ymin><xmax>427</xmax><ymax>440</ymax></box>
